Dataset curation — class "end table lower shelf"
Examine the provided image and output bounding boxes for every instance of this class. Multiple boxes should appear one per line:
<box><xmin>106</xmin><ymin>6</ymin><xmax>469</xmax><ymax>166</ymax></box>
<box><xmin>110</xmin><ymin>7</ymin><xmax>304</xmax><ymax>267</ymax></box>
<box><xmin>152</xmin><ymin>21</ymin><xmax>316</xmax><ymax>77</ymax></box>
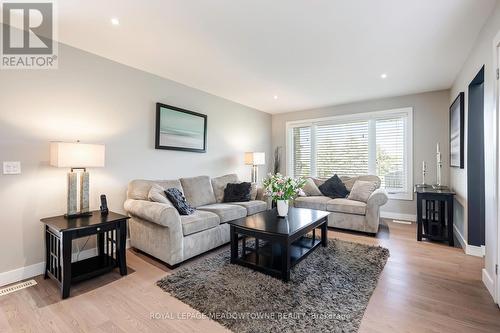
<box><xmin>41</xmin><ymin>211</ymin><xmax>129</xmax><ymax>299</ymax></box>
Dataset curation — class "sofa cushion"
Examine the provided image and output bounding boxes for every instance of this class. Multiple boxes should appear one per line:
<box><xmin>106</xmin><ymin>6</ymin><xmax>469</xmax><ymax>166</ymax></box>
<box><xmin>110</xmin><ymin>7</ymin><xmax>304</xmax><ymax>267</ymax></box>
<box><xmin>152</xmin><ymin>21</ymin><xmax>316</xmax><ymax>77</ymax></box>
<box><xmin>211</xmin><ymin>174</ymin><xmax>239</xmax><ymax>203</ymax></box>
<box><xmin>318</xmin><ymin>174</ymin><xmax>349</xmax><ymax>199</ymax></box>
<box><xmin>303</xmin><ymin>178</ymin><xmax>322</xmax><ymax>196</ymax></box>
<box><xmin>340</xmin><ymin>175</ymin><xmax>381</xmax><ymax>191</ymax></box>
<box><xmin>165</xmin><ymin>188</ymin><xmax>195</xmax><ymax>215</ymax></box>
<box><xmin>197</xmin><ymin>203</ymin><xmax>247</xmax><ymax>223</ymax></box>
<box><xmin>311</xmin><ymin>177</ymin><xmax>326</xmax><ymax>188</ymax></box>
<box><xmin>223</xmin><ymin>182</ymin><xmax>251</xmax><ymax>203</ymax></box>
<box><xmin>180</xmin><ymin>210</ymin><xmax>220</xmax><ymax>236</ymax></box>
<box><xmin>228</xmin><ymin>200</ymin><xmax>267</xmax><ymax>215</ymax></box>
<box><xmin>327</xmin><ymin>198</ymin><xmax>366</xmax><ymax>215</ymax></box>
<box><xmin>147</xmin><ymin>184</ymin><xmax>173</xmax><ymax>205</ymax></box>
<box><xmin>128</xmin><ymin>179</ymin><xmax>183</xmax><ymax>200</ymax></box>
<box><xmin>294</xmin><ymin>196</ymin><xmax>331</xmax><ymax>211</ymax></box>
<box><xmin>348</xmin><ymin>180</ymin><xmax>378</xmax><ymax>203</ymax></box>
<box><xmin>250</xmin><ymin>183</ymin><xmax>258</xmax><ymax>200</ymax></box>
<box><xmin>180</xmin><ymin>176</ymin><xmax>217</xmax><ymax>207</ymax></box>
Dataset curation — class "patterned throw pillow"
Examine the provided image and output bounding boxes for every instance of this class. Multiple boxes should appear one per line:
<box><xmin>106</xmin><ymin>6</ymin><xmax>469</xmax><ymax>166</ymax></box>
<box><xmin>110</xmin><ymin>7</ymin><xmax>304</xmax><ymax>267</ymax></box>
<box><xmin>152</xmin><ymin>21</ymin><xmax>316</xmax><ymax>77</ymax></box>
<box><xmin>223</xmin><ymin>182</ymin><xmax>252</xmax><ymax>203</ymax></box>
<box><xmin>318</xmin><ymin>174</ymin><xmax>350</xmax><ymax>199</ymax></box>
<box><xmin>165</xmin><ymin>188</ymin><xmax>195</xmax><ymax>215</ymax></box>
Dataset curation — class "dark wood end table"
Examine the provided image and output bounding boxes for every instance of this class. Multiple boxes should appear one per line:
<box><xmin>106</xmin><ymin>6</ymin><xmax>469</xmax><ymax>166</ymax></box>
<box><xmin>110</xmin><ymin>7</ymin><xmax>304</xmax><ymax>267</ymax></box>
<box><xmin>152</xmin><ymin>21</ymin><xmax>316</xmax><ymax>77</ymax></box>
<box><xmin>416</xmin><ymin>187</ymin><xmax>455</xmax><ymax>246</ymax></box>
<box><xmin>40</xmin><ymin>211</ymin><xmax>129</xmax><ymax>299</ymax></box>
<box><xmin>229</xmin><ymin>207</ymin><xmax>330</xmax><ymax>282</ymax></box>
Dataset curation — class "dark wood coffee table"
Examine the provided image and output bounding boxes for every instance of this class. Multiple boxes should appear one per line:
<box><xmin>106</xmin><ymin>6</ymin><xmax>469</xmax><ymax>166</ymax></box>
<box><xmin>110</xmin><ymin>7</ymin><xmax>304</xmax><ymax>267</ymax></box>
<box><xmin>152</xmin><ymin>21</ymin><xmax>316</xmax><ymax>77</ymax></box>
<box><xmin>229</xmin><ymin>207</ymin><xmax>330</xmax><ymax>281</ymax></box>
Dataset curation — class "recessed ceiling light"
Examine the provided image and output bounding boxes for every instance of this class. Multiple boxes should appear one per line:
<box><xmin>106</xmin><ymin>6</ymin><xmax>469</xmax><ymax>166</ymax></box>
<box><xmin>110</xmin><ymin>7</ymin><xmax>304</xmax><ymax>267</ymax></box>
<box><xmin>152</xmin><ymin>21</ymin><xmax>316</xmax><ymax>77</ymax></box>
<box><xmin>111</xmin><ymin>18</ymin><xmax>120</xmax><ymax>26</ymax></box>
<box><xmin>380</xmin><ymin>73</ymin><xmax>387</xmax><ymax>79</ymax></box>
<box><xmin>273</xmin><ymin>95</ymin><xmax>278</xmax><ymax>100</ymax></box>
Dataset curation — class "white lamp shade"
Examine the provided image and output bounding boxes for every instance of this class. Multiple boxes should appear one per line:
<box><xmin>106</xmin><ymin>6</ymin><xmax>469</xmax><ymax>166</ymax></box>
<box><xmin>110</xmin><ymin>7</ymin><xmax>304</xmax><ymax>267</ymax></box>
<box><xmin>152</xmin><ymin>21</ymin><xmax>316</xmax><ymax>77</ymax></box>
<box><xmin>50</xmin><ymin>142</ymin><xmax>105</xmax><ymax>168</ymax></box>
<box><xmin>244</xmin><ymin>152</ymin><xmax>265</xmax><ymax>166</ymax></box>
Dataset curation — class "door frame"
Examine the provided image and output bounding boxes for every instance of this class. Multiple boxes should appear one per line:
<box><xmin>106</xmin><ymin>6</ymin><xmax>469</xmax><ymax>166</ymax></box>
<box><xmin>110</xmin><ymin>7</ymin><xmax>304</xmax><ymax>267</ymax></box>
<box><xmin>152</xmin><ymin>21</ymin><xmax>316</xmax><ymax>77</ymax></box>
<box><xmin>493</xmin><ymin>30</ymin><xmax>500</xmax><ymax>305</ymax></box>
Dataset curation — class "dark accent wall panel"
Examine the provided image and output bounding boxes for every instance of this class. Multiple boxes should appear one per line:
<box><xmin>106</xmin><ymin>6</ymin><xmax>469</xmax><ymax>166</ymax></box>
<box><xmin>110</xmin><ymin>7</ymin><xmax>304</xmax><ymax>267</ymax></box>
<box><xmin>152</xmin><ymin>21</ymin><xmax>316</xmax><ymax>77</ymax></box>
<box><xmin>467</xmin><ymin>66</ymin><xmax>485</xmax><ymax>247</ymax></box>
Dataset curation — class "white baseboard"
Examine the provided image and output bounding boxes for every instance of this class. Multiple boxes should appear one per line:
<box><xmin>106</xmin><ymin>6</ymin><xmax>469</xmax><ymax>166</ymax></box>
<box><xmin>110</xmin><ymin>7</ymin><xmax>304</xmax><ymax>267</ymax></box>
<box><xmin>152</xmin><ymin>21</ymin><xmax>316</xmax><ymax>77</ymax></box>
<box><xmin>453</xmin><ymin>224</ymin><xmax>485</xmax><ymax>257</ymax></box>
<box><xmin>482</xmin><ymin>268</ymin><xmax>497</xmax><ymax>303</ymax></box>
<box><xmin>380</xmin><ymin>211</ymin><xmax>416</xmax><ymax>222</ymax></box>
<box><xmin>454</xmin><ymin>224</ymin><xmax>467</xmax><ymax>249</ymax></box>
<box><xmin>0</xmin><ymin>240</ymin><xmax>132</xmax><ymax>288</ymax></box>
<box><xmin>0</xmin><ymin>262</ymin><xmax>45</xmax><ymax>288</ymax></box>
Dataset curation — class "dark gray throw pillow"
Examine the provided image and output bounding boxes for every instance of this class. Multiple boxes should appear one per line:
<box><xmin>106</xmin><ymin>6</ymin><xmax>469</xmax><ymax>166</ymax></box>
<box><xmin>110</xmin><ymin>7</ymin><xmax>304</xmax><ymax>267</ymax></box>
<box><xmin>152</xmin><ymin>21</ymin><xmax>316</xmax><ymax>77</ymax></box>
<box><xmin>164</xmin><ymin>188</ymin><xmax>195</xmax><ymax>215</ymax></box>
<box><xmin>318</xmin><ymin>174</ymin><xmax>349</xmax><ymax>199</ymax></box>
<box><xmin>223</xmin><ymin>182</ymin><xmax>252</xmax><ymax>203</ymax></box>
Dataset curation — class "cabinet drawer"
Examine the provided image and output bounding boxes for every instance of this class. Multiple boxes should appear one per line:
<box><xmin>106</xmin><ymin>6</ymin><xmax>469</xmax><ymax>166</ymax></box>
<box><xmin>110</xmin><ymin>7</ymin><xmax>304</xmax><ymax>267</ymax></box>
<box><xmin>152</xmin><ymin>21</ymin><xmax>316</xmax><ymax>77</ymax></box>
<box><xmin>73</xmin><ymin>222</ymin><xmax>118</xmax><ymax>239</ymax></box>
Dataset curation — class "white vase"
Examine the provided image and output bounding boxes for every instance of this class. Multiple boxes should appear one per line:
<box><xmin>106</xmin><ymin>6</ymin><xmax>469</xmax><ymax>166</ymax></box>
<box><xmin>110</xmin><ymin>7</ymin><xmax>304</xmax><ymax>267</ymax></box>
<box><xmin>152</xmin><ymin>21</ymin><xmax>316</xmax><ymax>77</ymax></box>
<box><xmin>277</xmin><ymin>200</ymin><xmax>289</xmax><ymax>217</ymax></box>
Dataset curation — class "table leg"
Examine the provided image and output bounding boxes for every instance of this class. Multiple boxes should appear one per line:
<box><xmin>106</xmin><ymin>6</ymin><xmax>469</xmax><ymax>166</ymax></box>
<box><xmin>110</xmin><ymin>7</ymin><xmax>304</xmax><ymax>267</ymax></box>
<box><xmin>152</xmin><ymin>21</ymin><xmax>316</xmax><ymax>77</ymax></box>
<box><xmin>230</xmin><ymin>226</ymin><xmax>237</xmax><ymax>264</ymax></box>
<box><xmin>117</xmin><ymin>221</ymin><xmax>128</xmax><ymax>276</ymax></box>
<box><xmin>281</xmin><ymin>239</ymin><xmax>290</xmax><ymax>282</ymax></box>
<box><xmin>61</xmin><ymin>233</ymin><xmax>72</xmax><ymax>299</ymax></box>
<box><xmin>321</xmin><ymin>219</ymin><xmax>328</xmax><ymax>247</ymax></box>
<box><xmin>44</xmin><ymin>226</ymin><xmax>49</xmax><ymax>279</ymax></box>
<box><xmin>97</xmin><ymin>231</ymin><xmax>104</xmax><ymax>258</ymax></box>
<box><xmin>417</xmin><ymin>197</ymin><xmax>423</xmax><ymax>241</ymax></box>
<box><xmin>447</xmin><ymin>197</ymin><xmax>454</xmax><ymax>247</ymax></box>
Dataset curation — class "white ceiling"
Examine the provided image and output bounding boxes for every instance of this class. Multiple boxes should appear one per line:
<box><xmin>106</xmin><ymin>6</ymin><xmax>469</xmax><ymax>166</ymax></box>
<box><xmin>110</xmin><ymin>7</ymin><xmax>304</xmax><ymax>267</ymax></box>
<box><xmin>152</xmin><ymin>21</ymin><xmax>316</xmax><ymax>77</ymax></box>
<box><xmin>54</xmin><ymin>0</ymin><xmax>495</xmax><ymax>113</ymax></box>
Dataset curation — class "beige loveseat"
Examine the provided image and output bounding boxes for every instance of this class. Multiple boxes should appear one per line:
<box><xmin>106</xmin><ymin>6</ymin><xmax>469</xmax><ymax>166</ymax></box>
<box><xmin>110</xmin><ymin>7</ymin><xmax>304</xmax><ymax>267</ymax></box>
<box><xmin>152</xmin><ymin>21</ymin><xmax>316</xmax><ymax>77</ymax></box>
<box><xmin>294</xmin><ymin>175</ymin><xmax>388</xmax><ymax>234</ymax></box>
<box><xmin>124</xmin><ymin>174</ymin><xmax>267</xmax><ymax>266</ymax></box>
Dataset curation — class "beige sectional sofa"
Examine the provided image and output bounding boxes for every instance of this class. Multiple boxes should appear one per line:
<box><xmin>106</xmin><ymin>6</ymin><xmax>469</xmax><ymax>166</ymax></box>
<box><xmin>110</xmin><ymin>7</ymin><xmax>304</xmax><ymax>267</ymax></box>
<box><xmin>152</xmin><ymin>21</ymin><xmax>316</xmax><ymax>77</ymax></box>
<box><xmin>294</xmin><ymin>175</ymin><xmax>388</xmax><ymax>234</ymax></box>
<box><xmin>124</xmin><ymin>174</ymin><xmax>267</xmax><ymax>267</ymax></box>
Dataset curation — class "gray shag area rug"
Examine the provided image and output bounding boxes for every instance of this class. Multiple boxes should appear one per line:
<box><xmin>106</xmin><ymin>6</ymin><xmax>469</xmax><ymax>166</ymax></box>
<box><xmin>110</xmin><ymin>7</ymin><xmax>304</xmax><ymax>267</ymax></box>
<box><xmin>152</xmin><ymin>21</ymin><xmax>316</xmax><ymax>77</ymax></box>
<box><xmin>157</xmin><ymin>238</ymin><xmax>389</xmax><ymax>333</ymax></box>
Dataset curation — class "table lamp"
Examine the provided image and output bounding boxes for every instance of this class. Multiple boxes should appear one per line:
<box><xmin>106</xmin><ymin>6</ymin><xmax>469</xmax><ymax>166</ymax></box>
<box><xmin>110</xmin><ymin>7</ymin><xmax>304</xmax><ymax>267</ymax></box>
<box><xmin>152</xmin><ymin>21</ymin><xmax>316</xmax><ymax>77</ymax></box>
<box><xmin>244</xmin><ymin>152</ymin><xmax>265</xmax><ymax>183</ymax></box>
<box><xmin>50</xmin><ymin>141</ymin><xmax>105</xmax><ymax>218</ymax></box>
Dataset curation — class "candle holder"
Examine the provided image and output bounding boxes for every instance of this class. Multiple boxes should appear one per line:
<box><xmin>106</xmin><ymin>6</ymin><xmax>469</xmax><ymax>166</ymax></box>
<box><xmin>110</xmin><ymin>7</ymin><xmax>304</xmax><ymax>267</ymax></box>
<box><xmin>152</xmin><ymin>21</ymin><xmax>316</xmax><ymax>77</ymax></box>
<box><xmin>415</xmin><ymin>161</ymin><xmax>430</xmax><ymax>188</ymax></box>
<box><xmin>432</xmin><ymin>143</ymin><xmax>447</xmax><ymax>190</ymax></box>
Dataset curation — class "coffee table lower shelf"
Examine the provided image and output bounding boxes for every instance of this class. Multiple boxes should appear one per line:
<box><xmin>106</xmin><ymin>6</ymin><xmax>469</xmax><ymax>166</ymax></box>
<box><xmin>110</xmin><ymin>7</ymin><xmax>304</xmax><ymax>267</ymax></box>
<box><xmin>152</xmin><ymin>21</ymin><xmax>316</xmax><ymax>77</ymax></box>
<box><xmin>234</xmin><ymin>236</ymin><xmax>322</xmax><ymax>279</ymax></box>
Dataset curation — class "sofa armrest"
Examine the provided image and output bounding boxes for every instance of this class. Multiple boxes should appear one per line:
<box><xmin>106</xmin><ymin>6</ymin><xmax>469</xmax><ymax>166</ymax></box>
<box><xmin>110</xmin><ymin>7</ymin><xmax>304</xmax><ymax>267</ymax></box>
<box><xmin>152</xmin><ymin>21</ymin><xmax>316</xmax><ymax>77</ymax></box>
<box><xmin>364</xmin><ymin>188</ymin><xmax>388</xmax><ymax>234</ymax></box>
<box><xmin>124</xmin><ymin>199</ymin><xmax>181</xmax><ymax>228</ymax></box>
<box><xmin>367</xmin><ymin>188</ymin><xmax>389</xmax><ymax>208</ymax></box>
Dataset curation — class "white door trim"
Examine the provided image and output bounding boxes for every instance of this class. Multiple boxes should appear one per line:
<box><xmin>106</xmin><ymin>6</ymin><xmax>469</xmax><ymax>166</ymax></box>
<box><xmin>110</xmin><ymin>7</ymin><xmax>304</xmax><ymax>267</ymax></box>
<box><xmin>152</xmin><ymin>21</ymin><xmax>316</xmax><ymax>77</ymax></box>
<box><xmin>493</xmin><ymin>30</ymin><xmax>500</xmax><ymax>304</ymax></box>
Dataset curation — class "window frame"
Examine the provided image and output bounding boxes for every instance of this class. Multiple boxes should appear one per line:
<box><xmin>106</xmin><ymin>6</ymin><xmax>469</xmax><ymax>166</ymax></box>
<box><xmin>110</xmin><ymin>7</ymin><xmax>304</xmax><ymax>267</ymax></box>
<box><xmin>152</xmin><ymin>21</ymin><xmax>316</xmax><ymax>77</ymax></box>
<box><xmin>286</xmin><ymin>107</ymin><xmax>413</xmax><ymax>201</ymax></box>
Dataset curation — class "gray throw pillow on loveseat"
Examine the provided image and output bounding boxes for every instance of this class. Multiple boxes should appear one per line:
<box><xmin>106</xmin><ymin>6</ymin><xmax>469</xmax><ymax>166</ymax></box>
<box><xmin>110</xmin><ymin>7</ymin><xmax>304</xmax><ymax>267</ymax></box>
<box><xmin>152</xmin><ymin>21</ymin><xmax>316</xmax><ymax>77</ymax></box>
<box><xmin>348</xmin><ymin>180</ymin><xmax>378</xmax><ymax>202</ymax></box>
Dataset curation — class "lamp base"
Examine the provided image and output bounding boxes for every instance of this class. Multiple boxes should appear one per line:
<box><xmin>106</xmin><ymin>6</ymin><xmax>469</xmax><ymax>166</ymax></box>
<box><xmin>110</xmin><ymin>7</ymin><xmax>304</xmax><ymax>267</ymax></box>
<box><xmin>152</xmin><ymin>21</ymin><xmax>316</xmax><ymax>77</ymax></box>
<box><xmin>64</xmin><ymin>211</ymin><xmax>93</xmax><ymax>219</ymax></box>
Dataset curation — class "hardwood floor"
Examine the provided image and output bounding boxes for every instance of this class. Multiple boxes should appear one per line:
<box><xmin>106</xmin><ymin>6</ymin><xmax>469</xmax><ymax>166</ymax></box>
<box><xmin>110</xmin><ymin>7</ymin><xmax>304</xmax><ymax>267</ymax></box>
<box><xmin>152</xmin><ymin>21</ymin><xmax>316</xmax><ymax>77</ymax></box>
<box><xmin>1</xmin><ymin>220</ymin><xmax>499</xmax><ymax>332</ymax></box>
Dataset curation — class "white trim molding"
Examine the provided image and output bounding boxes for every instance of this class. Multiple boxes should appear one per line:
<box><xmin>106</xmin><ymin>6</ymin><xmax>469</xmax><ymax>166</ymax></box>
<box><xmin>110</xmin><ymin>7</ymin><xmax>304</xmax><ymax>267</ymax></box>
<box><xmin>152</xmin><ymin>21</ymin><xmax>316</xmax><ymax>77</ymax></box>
<box><xmin>0</xmin><ymin>262</ymin><xmax>45</xmax><ymax>288</ymax></box>
<box><xmin>453</xmin><ymin>224</ymin><xmax>486</xmax><ymax>257</ymax></box>
<box><xmin>380</xmin><ymin>211</ymin><xmax>417</xmax><ymax>222</ymax></box>
<box><xmin>492</xmin><ymin>28</ymin><xmax>500</xmax><ymax>305</ymax></box>
<box><xmin>482</xmin><ymin>268</ymin><xmax>495</xmax><ymax>300</ymax></box>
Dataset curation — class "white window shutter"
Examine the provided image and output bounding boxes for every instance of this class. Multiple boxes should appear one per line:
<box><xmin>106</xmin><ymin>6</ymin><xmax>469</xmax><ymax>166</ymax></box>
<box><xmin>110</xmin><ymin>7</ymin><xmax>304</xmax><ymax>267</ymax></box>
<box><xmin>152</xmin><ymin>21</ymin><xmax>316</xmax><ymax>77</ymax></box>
<box><xmin>375</xmin><ymin>117</ymin><xmax>406</xmax><ymax>192</ymax></box>
<box><xmin>316</xmin><ymin>121</ymin><xmax>369</xmax><ymax>178</ymax></box>
<box><xmin>292</xmin><ymin>126</ymin><xmax>312</xmax><ymax>177</ymax></box>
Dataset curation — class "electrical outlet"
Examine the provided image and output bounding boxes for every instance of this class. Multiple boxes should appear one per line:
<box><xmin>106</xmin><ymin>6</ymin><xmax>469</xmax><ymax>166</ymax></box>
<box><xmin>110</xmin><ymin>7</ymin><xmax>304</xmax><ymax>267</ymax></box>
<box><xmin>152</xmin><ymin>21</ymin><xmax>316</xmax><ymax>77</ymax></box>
<box><xmin>3</xmin><ymin>161</ymin><xmax>21</xmax><ymax>175</ymax></box>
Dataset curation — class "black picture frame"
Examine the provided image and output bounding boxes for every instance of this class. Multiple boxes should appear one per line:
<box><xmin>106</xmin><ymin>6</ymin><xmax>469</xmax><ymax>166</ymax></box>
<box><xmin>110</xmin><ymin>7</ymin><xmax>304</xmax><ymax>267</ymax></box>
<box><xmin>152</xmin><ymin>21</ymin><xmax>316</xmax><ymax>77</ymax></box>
<box><xmin>155</xmin><ymin>102</ymin><xmax>207</xmax><ymax>153</ymax></box>
<box><xmin>449</xmin><ymin>92</ymin><xmax>464</xmax><ymax>168</ymax></box>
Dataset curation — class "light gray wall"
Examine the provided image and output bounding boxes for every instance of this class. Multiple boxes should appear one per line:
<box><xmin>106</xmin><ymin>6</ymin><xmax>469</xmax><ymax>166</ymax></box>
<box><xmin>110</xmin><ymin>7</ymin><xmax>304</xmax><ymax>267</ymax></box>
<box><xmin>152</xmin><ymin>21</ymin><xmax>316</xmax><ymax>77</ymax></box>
<box><xmin>272</xmin><ymin>90</ymin><xmax>451</xmax><ymax>217</ymax></box>
<box><xmin>450</xmin><ymin>0</ymin><xmax>500</xmax><ymax>294</ymax></box>
<box><xmin>0</xmin><ymin>42</ymin><xmax>271</xmax><ymax>274</ymax></box>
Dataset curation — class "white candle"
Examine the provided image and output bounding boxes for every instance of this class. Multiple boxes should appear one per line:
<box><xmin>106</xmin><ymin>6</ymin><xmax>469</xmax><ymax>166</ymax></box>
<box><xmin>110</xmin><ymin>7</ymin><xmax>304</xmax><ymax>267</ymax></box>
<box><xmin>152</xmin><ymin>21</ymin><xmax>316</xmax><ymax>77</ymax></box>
<box><xmin>436</xmin><ymin>143</ymin><xmax>440</xmax><ymax>153</ymax></box>
<box><xmin>422</xmin><ymin>161</ymin><xmax>426</xmax><ymax>171</ymax></box>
